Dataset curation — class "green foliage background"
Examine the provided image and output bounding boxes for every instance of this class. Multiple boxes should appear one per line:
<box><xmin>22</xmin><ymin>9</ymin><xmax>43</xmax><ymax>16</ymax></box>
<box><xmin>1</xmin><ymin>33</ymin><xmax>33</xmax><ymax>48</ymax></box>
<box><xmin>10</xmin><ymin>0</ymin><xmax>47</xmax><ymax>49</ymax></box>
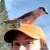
<box><xmin>0</xmin><ymin>0</ymin><xmax>20</xmax><ymax>50</ymax></box>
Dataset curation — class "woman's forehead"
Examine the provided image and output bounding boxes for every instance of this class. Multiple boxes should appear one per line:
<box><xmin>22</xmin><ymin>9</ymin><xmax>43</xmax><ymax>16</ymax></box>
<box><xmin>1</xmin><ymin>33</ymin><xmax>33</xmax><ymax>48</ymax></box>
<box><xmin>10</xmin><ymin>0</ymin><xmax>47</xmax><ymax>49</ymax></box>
<box><xmin>14</xmin><ymin>33</ymin><xmax>37</xmax><ymax>41</ymax></box>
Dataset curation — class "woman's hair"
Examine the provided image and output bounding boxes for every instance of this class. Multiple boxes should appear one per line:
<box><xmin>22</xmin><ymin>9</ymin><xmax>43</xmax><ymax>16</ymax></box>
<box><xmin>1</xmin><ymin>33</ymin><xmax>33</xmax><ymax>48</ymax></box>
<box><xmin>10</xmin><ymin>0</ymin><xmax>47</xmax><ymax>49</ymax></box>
<box><xmin>40</xmin><ymin>39</ymin><xmax>48</xmax><ymax>50</ymax></box>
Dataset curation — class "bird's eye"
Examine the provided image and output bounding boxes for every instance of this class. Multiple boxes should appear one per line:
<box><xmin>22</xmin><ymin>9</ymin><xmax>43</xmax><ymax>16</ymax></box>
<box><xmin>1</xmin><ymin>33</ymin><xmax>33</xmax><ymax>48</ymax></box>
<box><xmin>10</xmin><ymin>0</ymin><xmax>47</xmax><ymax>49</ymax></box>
<box><xmin>42</xmin><ymin>8</ymin><xmax>45</xmax><ymax>11</ymax></box>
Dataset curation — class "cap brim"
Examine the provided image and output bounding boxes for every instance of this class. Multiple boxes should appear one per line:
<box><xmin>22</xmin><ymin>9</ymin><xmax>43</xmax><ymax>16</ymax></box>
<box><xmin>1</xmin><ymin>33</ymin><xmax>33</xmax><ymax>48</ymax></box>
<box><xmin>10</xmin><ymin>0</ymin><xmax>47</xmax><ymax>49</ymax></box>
<box><xmin>4</xmin><ymin>29</ymin><xmax>21</xmax><ymax>43</ymax></box>
<box><xmin>4</xmin><ymin>28</ymin><xmax>40</xmax><ymax>43</ymax></box>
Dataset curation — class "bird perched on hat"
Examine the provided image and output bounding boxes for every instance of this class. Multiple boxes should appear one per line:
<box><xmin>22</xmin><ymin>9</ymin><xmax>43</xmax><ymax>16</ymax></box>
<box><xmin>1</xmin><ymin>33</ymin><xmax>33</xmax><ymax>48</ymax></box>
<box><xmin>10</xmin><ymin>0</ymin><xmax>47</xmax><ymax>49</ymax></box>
<box><xmin>3</xmin><ymin>7</ymin><xmax>48</xmax><ymax>24</ymax></box>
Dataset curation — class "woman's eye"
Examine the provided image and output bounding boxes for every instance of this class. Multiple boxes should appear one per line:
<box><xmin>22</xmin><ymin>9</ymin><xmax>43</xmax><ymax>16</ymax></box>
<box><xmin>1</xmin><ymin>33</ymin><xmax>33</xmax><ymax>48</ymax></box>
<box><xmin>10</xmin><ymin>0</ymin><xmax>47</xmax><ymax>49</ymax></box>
<box><xmin>14</xmin><ymin>43</ymin><xmax>20</xmax><ymax>46</ymax></box>
<box><xmin>27</xmin><ymin>42</ymin><xmax>32</xmax><ymax>44</ymax></box>
<box><xmin>25</xmin><ymin>41</ymin><xmax>34</xmax><ymax>46</ymax></box>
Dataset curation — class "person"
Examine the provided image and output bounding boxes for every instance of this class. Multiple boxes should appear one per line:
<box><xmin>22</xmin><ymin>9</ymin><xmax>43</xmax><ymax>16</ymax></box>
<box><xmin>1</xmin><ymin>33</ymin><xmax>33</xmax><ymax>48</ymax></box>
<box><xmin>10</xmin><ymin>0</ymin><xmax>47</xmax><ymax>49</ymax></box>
<box><xmin>4</xmin><ymin>24</ymin><xmax>48</xmax><ymax>50</ymax></box>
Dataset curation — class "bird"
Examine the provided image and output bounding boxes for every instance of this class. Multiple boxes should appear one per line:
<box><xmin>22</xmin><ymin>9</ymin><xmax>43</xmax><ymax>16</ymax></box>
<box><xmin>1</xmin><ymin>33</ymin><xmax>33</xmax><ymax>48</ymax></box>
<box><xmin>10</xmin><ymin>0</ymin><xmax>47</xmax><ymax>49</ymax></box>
<box><xmin>3</xmin><ymin>7</ymin><xmax>48</xmax><ymax>24</ymax></box>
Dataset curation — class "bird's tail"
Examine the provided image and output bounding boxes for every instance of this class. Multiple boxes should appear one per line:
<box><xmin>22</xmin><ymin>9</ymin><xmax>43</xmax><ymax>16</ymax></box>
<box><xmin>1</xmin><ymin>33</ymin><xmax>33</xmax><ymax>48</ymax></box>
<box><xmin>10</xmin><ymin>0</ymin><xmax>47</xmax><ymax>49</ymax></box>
<box><xmin>3</xmin><ymin>19</ymin><xmax>20</xmax><ymax>24</ymax></box>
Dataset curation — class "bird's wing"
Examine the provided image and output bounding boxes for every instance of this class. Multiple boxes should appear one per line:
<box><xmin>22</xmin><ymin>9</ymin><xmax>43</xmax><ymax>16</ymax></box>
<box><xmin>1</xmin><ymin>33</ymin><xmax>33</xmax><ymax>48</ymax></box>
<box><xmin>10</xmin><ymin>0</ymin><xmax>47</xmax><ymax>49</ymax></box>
<box><xmin>17</xmin><ymin>11</ymin><xmax>33</xmax><ymax>19</ymax></box>
<box><xmin>4</xmin><ymin>11</ymin><xmax>33</xmax><ymax>24</ymax></box>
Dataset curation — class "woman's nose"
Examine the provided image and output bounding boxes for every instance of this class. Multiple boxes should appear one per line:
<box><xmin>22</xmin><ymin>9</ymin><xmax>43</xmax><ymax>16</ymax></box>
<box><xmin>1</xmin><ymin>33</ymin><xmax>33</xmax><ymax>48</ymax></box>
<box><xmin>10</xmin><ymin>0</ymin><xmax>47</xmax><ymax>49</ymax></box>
<box><xmin>19</xmin><ymin>45</ymin><xmax>25</xmax><ymax>50</ymax></box>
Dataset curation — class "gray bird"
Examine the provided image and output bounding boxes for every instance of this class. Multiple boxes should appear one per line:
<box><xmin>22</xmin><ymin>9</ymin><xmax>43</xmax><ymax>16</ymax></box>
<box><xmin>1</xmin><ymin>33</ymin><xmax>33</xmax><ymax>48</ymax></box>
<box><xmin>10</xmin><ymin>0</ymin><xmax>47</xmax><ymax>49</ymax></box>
<box><xmin>4</xmin><ymin>7</ymin><xmax>48</xmax><ymax>24</ymax></box>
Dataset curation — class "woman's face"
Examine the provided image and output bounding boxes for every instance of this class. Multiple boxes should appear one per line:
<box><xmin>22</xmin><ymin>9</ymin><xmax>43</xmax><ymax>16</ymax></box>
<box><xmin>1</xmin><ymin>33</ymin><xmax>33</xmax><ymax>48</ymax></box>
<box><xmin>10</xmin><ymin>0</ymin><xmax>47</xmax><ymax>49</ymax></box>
<box><xmin>12</xmin><ymin>33</ymin><xmax>41</xmax><ymax>50</ymax></box>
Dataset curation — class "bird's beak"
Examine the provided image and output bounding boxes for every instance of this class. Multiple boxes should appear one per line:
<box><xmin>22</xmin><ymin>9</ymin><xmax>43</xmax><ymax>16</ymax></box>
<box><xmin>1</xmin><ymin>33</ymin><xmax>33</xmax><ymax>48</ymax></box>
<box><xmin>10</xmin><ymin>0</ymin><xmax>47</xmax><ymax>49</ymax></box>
<box><xmin>45</xmin><ymin>12</ymin><xmax>48</xmax><ymax>14</ymax></box>
<box><xmin>45</xmin><ymin>10</ymin><xmax>48</xmax><ymax>14</ymax></box>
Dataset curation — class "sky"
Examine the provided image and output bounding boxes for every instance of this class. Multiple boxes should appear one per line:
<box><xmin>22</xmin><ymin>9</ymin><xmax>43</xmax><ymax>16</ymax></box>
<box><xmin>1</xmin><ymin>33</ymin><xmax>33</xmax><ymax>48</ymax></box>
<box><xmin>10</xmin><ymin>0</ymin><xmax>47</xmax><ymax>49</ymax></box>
<box><xmin>5</xmin><ymin>0</ymin><xmax>50</xmax><ymax>50</ymax></box>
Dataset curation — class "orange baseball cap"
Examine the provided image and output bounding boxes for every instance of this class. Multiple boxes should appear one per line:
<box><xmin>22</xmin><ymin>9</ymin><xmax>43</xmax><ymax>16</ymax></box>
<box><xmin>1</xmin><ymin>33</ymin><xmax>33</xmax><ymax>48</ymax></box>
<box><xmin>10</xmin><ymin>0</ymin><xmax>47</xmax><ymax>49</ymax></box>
<box><xmin>4</xmin><ymin>24</ymin><xmax>47</xmax><ymax>43</ymax></box>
